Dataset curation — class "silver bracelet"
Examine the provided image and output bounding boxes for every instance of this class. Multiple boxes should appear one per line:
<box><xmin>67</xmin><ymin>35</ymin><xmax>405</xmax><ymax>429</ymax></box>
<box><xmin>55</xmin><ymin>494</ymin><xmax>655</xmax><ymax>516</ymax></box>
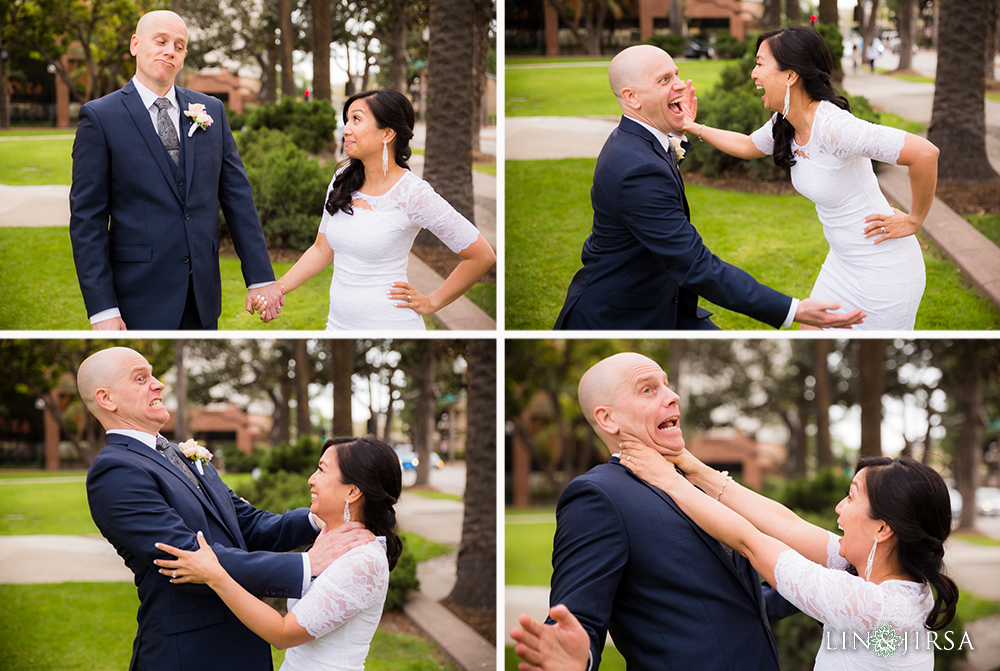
<box><xmin>697</xmin><ymin>123</ymin><xmax>705</xmax><ymax>142</ymax></box>
<box><xmin>716</xmin><ymin>471</ymin><xmax>733</xmax><ymax>501</ymax></box>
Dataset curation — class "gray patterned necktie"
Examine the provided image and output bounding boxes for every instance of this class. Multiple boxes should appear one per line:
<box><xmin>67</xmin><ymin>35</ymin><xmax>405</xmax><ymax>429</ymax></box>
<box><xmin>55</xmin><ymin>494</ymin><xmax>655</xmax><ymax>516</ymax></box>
<box><xmin>154</xmin><ymin>98</ymin><xmax>180</xmax><ymax>165</ymax></box>
<box><xmin>155</xmin><ymin>435</ymin><xmax>200</xmax><ymax>488</ymax></box>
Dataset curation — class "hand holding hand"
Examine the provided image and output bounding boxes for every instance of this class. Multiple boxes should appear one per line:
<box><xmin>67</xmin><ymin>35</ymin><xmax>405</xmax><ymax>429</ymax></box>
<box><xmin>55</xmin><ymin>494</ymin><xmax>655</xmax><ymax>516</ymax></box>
<box><xmin>794</xmin><ymin>299</ymin><xmax>866</xmax><ymax>329</ymax></box>
<box><xmin>864</xmin><ymin>208</ymin><xmax>921</xmax><ymax>244</ymax></box>
<box><xmin>246</xmin><ymin>283</ymin><xmax>285</xmax><ymax>322</ymax></box>
<box><xmin>154</xmin><ymin>531</ymin><xmax>223</xmax><ymax>586</ymax></box>
<box><xmin>307</xmin><ymin>521</ymin><xmax>375</xmax><ymax>576</ymax></box>
<box><xmin>92</xmin><ymin>316</ymin><xmax>127</xmax><ymax>331</ymax></box>
<box><xmin>387</xmin><ymin>282</ymin><xmax>435</xmax><ymax>315</ymax></box>
<box><xmin>511</xmin><ymin>605</ymin><xmax>590</xmax><ymax>671</ymax></box>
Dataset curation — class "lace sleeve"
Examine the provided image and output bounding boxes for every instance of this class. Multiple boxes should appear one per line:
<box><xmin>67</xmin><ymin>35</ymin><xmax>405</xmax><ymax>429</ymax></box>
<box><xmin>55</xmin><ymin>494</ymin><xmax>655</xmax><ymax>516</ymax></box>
<box><xmin>291</xmin><ymin>539</ymin><xmax>388</xmax><ymax>639</ymax></box>
<box><xmin>318</xmin><ymin>168</ymin><xmax>346</xmax><ymax>236</ymax></box>
<box><xmin>750</xmin><ymin>114</ymin><xmax>777</xmax><ymax>155</ymax></box>
<box><xmin>403</xmin><ymin>177</ymin><xmax>481</xmax><ymax>253</ymax></box>
<box><xmin>774</xmin><ymin>547</ymin><xmax>885</xmax><ymax>632</ymax></box>
<box><xmin>818</xmin><ymin>103</ymin><xmax>906</xmax><ymax>164</ymax></box>
<box><xmin>826</xmin><ymin>530</ymin><xmax>850</xmax><ymax>571</ymax></box>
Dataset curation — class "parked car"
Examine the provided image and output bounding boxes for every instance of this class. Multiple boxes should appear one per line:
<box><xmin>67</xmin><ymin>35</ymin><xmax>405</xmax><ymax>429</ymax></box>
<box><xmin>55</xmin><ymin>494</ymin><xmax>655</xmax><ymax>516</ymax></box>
<box><xmin>393</xmin><ymin>445</ymin><xmax>418</xmax><ymax>471</ymax></box>
<box><xmin>976</xmin><ymin>487</ymin><xmax>1000</xmax><ymax>516</ymax></box>
<box><xmin>684</xmin><ymin>38</ymin><xmax>715</xmax><ymax>60</ymax></box>
<box><xmin>948</xmin><ymin>487</ymin><xmax>963</xmax><ymax>521</ymax></box>
<box><xmin>429</xmin><ymin>451</ymin><xmax>445</xmax><ymax>469</ymax></box>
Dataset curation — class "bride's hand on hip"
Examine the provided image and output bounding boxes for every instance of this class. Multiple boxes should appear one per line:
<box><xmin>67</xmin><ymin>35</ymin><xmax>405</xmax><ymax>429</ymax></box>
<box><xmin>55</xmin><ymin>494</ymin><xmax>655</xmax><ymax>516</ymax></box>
<box><xmin>154</xmin><ymin>531</ymin><xmax>224</xmax><ymax>586</ymax></box>
<box><xmin>388</xmin><ymin>282</ymin><xmax>434</xmax><ymax>315</ymax></box>
<box><xmin>864</xmin><ymin>208</ymin><xmax>920</xmax><ymax>243</ymax></box>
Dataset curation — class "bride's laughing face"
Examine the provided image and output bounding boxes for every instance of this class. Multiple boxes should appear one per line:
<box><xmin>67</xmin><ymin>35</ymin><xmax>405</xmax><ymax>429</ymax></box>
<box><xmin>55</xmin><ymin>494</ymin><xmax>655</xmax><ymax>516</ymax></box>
<box><xmin>308</xmin><ymin>447</ymin><xmax>359</xmax><ymax>527</ymax></box>
<box><xmin>343</xmin><ymin>98</ymin><xmax>394</xmax><ymax>164</ymax></box>
<box><xmin>752</xmin><ymin>40</ymin><xmax>789</xmax><ymax>114</ymax></box>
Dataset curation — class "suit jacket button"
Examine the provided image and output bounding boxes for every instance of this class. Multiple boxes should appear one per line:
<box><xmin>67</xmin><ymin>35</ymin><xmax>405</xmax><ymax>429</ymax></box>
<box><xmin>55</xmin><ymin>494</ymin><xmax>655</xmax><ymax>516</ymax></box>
<box><xmin>177</xmin><ymin>180</ymin><xmax>184</xmax><ymax>187</ymax></box>
<box><xmin>673</xmin><ymin>296</ymin><xmax>679</xmax><ymax>303</ymax></box>
<box><xmin>185</xmin><ymin>213</ymin><xmax>192</xmax><ymax>221</ymax></box>
<box><xmin>182</xmin><ymin>256</ymin><xmax>189</xmax><ymax>263</ymax></box>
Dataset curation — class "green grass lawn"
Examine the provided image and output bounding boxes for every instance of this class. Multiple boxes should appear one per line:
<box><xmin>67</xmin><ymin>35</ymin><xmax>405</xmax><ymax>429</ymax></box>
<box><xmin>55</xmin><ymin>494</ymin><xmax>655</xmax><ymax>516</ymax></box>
<box><xmin>0</xmin><ymin>582</ymin><xmax>458</xmax><ymax>671</ymax></box>
<box><xmin>0</xmin><ymin>136</ymin><xmax>75</xmax><ymax>185</ymax></box>
<box><xmin>0</xmin><ymin>476</ymin><xmax>99</xmax><ymax>536</ymax></box>
<box><xmin>505</xmin><ymin>158</ymin><xmax>1000</xmax><ymax>330</ymax></box>
<box><xmin>877</xmin><ymin>111</ymin><xmax>927</xmax><ymax>135</ymax></box>
<box><xmin>505</xmin><ymin>508</ymin><xmax>556</xmax><ymax>586</ymax></box>
<box><xmin>966</xmin><ymin>213</ymin><xmax>1000</xmax><ymax>249</ymax></box>
<box><xmin>506</xmin><ymin>60</ymin><xmax>733</xmax><ymax>117</ymax></box>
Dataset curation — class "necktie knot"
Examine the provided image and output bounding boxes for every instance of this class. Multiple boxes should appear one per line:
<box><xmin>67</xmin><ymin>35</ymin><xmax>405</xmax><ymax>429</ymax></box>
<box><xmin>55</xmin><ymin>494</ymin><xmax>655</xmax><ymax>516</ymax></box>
<box><xmin>155</xmin><ymin>434</ymin><xmax>171</xmax><ymax>451</ymax></box>
<box><xmin>154</xmin><ymin>97</ymin><xmax>170</xmax><ymax>111</ymax></box>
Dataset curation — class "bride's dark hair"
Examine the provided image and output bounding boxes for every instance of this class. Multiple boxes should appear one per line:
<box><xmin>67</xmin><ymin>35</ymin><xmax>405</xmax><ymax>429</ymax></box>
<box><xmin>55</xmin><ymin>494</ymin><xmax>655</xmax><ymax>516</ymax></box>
<box><xmin>323</xmin><ymin>436</ymin><xmax>403</xmax><ymax>571</ymax></box>
<box><xmin>757</xmin><ymin>25</ymin><xmax>850</xmax><ymax>169</ymax></box>
<box><xmin>325</xmin><ymin>90</ymin><xmax>416</xmax><ymax>216</ymax></box>
<box><xmin>855</xmin><ymin>456</ymin><xmax>959</xmax><ymax>631</ymax></box>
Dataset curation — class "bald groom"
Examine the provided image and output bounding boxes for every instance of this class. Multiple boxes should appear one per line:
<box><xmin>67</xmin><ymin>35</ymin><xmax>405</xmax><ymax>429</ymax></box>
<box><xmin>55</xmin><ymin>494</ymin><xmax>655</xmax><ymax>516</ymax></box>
<box><xmin>553</xmin><ymin>45</ymin><xmax>864</xmax><ymax>330</ymax></box>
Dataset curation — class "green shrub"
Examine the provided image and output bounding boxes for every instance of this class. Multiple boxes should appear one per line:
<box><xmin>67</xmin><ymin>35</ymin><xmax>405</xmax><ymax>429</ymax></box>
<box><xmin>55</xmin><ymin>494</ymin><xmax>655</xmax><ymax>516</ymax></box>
<box><xmin>236</xmin><ymin>128</ymin><xmax>330</xmax><ymax>250</ymax></box>
<box><xmin>814</xmin><ymin>23</ymin><xmax>845</xmax><ymax>69</ymax></box>
<box><xmin>779</xmin><ymin>467</ymin><xmax>853</xmax><ymax>514</ymax></box>
<box><xmin>643</xmin><ymin>33</ymin><xmax>686</xmax><ymax>57</ymax></box>
<box><xmin>218</xmin><ymin>444</ymin><xmax>267</xmax><ymax>473</ymax></box>
<box><xmin>244</xmin><ymin>98</ymin><xmax>338</xmax><ymax>155</ymax></box>
<box><xmin>261</xmin><ymin>436</ymin><xmax>325</xmax><ymax>475</ymax></box>
<box><xmin>713</xmin><ymin>31</ymin><xmax>747</xmax><ymax>59</ymax></box>
<box><xmin>226</xmin><ymin>107</ymin><xmax>247</xmax><ymax>133</ymax></box>
<box><xmin>385</xmin><ymin>543</ymin><xmax>420</xmax><ymax>611</ymax></box>
<box><xmin>244</xmin><ymin>470</ymin><xmax>312</xmax><ymax>513</ymax></box>
<box><xmin>771</xmin><ymin>611</ymin><xmax>823</xmax><ymax>670</ymax></box>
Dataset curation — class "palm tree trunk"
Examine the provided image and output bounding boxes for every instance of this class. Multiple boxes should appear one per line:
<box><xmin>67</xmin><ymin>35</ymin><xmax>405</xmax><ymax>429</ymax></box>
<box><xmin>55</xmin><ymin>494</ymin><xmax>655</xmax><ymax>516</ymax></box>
<box><xmin>895</xmin><ymin>0</ymin><xmax>917</xmax><ymax>71</ymax></box>
<box><xmin>279</xmin><ymin>0</ymin><xmax>295</xmax><ymax>98</ymax></box>
<box><xmin>311</xmin><ymin>0</ymin><xmax>332</xmax><ymax>103</ymax></box>
<box><xmin>928</xmin><ymin>0</ymin><xmax>1000</xmax><ymax>181</ymax></box>
<box><xmin>295</xmin><ymin>340</ymin><xmax>311</xmax><ymax>440</ymax></box>
<box><xmin>858</xmin><ymin>341</ymin><xmax>884</xmax><ymax>458</ymax></box>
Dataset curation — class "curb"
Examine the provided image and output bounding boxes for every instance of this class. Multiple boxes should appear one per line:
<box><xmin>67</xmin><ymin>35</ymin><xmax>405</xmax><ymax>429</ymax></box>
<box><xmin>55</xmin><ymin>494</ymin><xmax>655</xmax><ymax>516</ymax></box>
<box><xmin>403</xmin><ymin>591</ymin><xmax>496</xmax><ymax>671</ymax></box>
<box><xmin>876</xmin><ymin>164</ymin><xmax>1000</xmax><ymax>313</ymax></box>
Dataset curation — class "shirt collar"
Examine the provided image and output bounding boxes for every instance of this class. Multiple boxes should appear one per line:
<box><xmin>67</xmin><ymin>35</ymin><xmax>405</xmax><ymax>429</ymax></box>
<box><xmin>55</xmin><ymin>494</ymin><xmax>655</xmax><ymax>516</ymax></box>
<box><xmin>623</xmin><ymin>114</ymin><xmax>675</xmax><ymax>158</ymax></box>
<box><xmin>107</xmin><ymin>429</ymin><xmax>159</xmax><ymax>450</ymax></box>
<box><xmin>132</xmin><ymin>76</ymin><xmax>178</xmax><ymax>112</ymax></box>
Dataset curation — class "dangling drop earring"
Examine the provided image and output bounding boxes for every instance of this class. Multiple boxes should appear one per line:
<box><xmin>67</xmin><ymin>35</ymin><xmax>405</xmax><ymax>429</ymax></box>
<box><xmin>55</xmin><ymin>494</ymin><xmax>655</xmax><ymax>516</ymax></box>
<box><xmin>382</xmin><ymin>139</ymin><xmax>389</xmax><ymax>176</ymax></box>
<box><xmin>864</xmin><ymin>537</ymin><xmax>878</xmax><ymax>581</ymax></box>
<box><xmin>343</xmin><ymin>499</ymin><xmax>351</xmax><ymax>523</ymax></box>
<box><xmin>782</xmin><ymin>81</ymin><xmax>791</xmax><ymax>118</ymax></box>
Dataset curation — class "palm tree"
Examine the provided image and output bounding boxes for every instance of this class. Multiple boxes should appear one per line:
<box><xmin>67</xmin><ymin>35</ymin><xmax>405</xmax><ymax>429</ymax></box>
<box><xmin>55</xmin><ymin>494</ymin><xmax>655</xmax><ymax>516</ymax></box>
<box><xmin>311</xmin><ymin>0</ymin><xmax>332</xmax><ymax>102</ymax></box>
<box><xmin>928</xmin><ymin>0</ymin><xmax>1000</xmax><ymax>181</ymax></box>
<box><xmin>279</xmin><ymin>0</ymin><xmax>295</xmax><ymax>97</ymax></box>
<box><xmin>423</xmin><ymin>0</ymin><xmax>476</xmax><ymax>222</ymax></box>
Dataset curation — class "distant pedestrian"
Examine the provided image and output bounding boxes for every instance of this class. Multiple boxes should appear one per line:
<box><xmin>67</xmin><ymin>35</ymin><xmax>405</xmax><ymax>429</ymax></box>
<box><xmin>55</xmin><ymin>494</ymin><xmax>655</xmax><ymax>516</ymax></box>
<box><xmin>866</xmin><ymin>43</ymin><xmax>879</xmax><ymax>73</ymax></box>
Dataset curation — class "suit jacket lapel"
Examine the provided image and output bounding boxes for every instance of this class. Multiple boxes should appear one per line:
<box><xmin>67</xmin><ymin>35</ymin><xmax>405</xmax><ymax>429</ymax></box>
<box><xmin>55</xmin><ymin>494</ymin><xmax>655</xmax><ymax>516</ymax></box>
<box><xmin>121</xmin><ymin>81</ymin><xmax>183</xmax><ymax>203</ymax></box>
<box><xmin>613</xmin><ymin>457</ymin><xmax>759</xmax><ymax>603</ymax></box>
<box><xmin>175</xmin><ymin>87</ymin><xmax>196</xmax><ymax>204</ymax></box>
<box><xmin>619</xmin><ymin>116</ymin><xmax>689</xmax><ymax>213</ymax></box>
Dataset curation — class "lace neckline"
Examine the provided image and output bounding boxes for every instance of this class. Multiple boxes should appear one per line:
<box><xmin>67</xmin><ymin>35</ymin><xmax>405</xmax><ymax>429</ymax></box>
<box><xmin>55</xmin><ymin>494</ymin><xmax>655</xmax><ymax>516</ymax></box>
<box><xmin>792</xmin><ymin>100</ymin><xmax>829</xmax><ymax>149</ymax></box>
<box><xmin>355</xmin><ymin>169</ymin><xmax>412</xmax><ymax>199</ymax></box>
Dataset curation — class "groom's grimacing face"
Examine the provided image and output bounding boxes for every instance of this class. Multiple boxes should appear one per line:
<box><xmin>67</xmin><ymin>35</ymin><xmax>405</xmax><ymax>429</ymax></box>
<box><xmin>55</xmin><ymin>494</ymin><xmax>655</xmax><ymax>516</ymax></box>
<box><xmin>107</xmin><ymin>351</ymin><xmax>171</xmax><ymax>433</ymax></box>
<box><xmin>131</xmin><ymin>11</ymin><xmax>188</xmax><ymax>93</ymax></box>
<box><xmin>609</xmin><ymin>361</ymin><xmax>685</xmax><ymax>455</ymax></box>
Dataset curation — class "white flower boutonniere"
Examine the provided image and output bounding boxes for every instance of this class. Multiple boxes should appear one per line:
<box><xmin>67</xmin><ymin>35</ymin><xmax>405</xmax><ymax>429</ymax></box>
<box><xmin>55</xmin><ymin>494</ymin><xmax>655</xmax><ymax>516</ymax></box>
<box><xmin>184</xmin><ymin>103</ymin><xmax>214</xmax><ymax>137</ymax></box>
<box><xmin>179</xmin><ymin>439</ymin><xmax>213</xmax><ymax>475</ymax></box>
<box><xmin>669</xmin><ymin>134</ymin><xmax>686</xmax><ymax>165</ymax></box>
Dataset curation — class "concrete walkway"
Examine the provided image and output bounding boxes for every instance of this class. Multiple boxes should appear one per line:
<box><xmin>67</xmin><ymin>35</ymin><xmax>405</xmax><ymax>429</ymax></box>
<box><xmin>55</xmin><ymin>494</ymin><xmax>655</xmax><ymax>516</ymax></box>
<box><xmin>504</xmin><ymin>537</ymin><xmax>1000</xmax><ymax>671</ymax></box>
<box><xmin>0</xmin><ymin>478</ymin><xmax>495</xmax><ymax>671</ymax></box>
<box><xmin>506</xmin><ymin>56</ymin><xmax>1000</xmax><ymax>316</ymax></box>
<box><xmin>0</xmin><ymin>124</ymin><xmax>497</xmax><ymax>331</ymax></box>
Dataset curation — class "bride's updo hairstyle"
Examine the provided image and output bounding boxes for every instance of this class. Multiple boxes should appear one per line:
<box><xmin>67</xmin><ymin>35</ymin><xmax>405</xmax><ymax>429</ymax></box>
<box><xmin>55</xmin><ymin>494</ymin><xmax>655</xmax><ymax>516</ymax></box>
<box><xmin>323</xmin><ymin>436</ymin><xmax>404</xmax><ymax>571</ymax></box>
<box><xmin>325</xmin><ymin>89</ymin><xmax>416</xmax><ymax>216</ymax></box>
<box><xmin>757</xmin><ymin>25</ymin><xmax>850</xmax><ymax>169</ymax></box>
<box><xmin>855</xmin><ymin>456</ymin><xmax>959</xmax><ymax>631</ymax></box>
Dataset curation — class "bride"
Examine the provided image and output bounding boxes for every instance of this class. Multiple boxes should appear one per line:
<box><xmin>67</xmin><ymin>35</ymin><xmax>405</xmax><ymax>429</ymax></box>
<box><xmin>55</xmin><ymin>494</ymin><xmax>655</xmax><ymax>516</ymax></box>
<box><xmin>154</xmin><ymin>437</ymin><xmax>403</xmax><ymax>670</ymax></box>
<box><xmin>619</xmin><ymin>445</ymin><xmax>959</xmax><ymax>670</ymax></box>
<box><xmin>255</xmin><ymin>89</ymin><xmax>496</xmax><ymax>330</ymax></box>
<box><xmin>684</xmin><ymin>26</ymin><xmax>938</xmax><ymax>330</ymax></box>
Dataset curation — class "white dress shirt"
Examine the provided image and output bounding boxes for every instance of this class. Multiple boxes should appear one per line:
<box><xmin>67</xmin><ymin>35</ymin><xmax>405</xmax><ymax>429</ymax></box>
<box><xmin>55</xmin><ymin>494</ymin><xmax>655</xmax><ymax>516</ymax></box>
<box><xmin>623</xmin><ymin>114</ymin><xmax>798</xmax><ymax>329</ymax></box>
<box><xmin>106</xmin><ymin>428</ymin><xmax>313</xmax><ymax>593</ymax></box>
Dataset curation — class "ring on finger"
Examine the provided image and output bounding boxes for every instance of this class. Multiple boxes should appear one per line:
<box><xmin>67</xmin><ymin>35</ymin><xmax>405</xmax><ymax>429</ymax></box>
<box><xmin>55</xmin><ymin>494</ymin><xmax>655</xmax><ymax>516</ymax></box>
<box><xmin>407</xmin><ymin>295</ymin><xmax>412</xmax><ymax>301</ymax></box>
<box><xmin>172</xmin><ymin>570</ymin><xmax>177</xmax><ymax>578</ymax></box>
<box><xmin>626</xmin><ymin>455</ymin><xmax>634</xmax><ymax>462</ymax></box>
<box><xmin>881</xmin><ymin>226</ymin><xmax>886</xmax><ymax>234</ymax></box>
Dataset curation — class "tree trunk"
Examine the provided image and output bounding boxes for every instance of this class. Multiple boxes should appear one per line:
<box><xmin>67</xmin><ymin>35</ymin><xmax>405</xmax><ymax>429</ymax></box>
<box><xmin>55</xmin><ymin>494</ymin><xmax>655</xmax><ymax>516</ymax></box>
<box><xmin>470</xmin><ymin>0</ymin><xmax>491</xmax><ymax>148</ymax></box>
<box><xmin>446</xmin><ymin>340</ymin><xmax>496</xmax><ymax>609</ymax></box>
<box><xmin>279</xmin><ymin>0</ymin><xmax>295</xmax><ymax>98</ymax></box>
<box><xmin>276</xmin><ymin>379</ymin><xmax>292</xmax><ymax>444</ymax></box>
<box><xmin>761</xmin><ymin>0</ymin><xmax>782</xmax><ymax>30</ymax></box>
<box><xmin>330</xmin><ymin>341</ymin><xmax>353</xmax><ymax>437</ymax></box>
<box><xmin>414</xmin><ymin>345</ymin><xmax>437</xmax><ymax>486</ymax></box>
<box><xmin>295</xmin><ymin>340</ymin><xmax>311</xmax><ymax>441</ymax></box>
<box><xmin>0</xmin><ymin>32</ymin><xmax>10</xmax><ymax>130</ymax></box>
<box><xmin>422</xmin><ymin>0</ymin><xmax>476</xmax><ymax>250</ymax></box>
<box><xmin>387</xmin><ymin>0</ymin><xmax>409</xmax><ymax>92</ymax></box>
<box><xmin>818</xmin><ymin>0</ymin><xmax>838</xmax><ymax>25</ymax></box>
<box><xmin>174</xmin><ymin>340</ymin><xmax>189</xmax><ymax>442</ymax></box>
<box><xmin>928</xmin><ymin>0</ymin><xmax>1000</xmax><ymax>181</ymax></box>
<box><xmin>264</xmin><ymin>43</ymin><xmax>279</xmax><ymax>104</ymax></box>
<box><xmin>813</xmin><ymin>340</ymin><xmax>833</xmax><ymax>469</ymax></box>
<box><xmin>311</xmin><ymin>0</ymin><xmax>332</xmax><ymax>103</ymax></box>
<box><xmin>858</xmin><ymin>341</ymin><xmax>884</xmax><ymax>458</ymax></box>
<box><xmin>669</xmin><ymin>0</ymin><xmax>683</xmax><ymax>35</ymax></box>
<box><xmin>785</xmin><ymin>0</ymin><xmax>800</xmax><ymax>26</ymax></box>
<box><xmin>986</xmin><ymin>0</ymin><xmax>999</xmax><ymax>84</ymax></box>
<box><xmin>896</xmin><ymin>0</ymin><xmax>917</xmax><ymax>71</ymax></box>
<box><xmin>955</xmin><ymin>342</ymin><xmax>983</xmax><ymax>531</ymax></box>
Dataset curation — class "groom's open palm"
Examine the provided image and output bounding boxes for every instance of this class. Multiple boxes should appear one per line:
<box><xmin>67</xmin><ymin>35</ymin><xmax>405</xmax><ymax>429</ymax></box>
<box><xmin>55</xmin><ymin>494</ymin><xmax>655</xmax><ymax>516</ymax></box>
<box><xmin>512</xmin><ymin>605</ymin><xmax>590</xmax><ymax>671</ymax></box>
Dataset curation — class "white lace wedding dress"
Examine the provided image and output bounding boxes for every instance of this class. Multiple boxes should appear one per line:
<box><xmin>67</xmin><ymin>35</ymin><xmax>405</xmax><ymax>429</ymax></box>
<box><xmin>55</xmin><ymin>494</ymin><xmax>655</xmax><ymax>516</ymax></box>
<box><xmin>318</xmin><ymin>169</ymin><xmax>481</xmax><ymax>330</ymax></box>
<box><xmin>751</xmin><ymin>101</ymin><xmax>925</xmax><ymax>330</ymax></box>
<box><xmin>774</xmin><ymin>531</ymin><xmax>934</xmax><ymax>669</ymax></box>
<box><xmin>281</xmin><ymin>537</ymin><xmax>389</xmax><ymax>671</ymax></box>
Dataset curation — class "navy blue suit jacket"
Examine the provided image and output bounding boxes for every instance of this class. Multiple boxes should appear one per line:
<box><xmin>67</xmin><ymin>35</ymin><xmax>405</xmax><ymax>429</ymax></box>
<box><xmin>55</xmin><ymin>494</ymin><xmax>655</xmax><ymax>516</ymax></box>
<box><xmin>554</xmin><ymin>116</ymin><xmax>792</xmax><ymax>330</ymax></box>
<box><xmin>87</xmin><ymin>434</ymin><xmax>317</xmax><ymax>671</ymax></box>
<box><xmin>548</xmin><ymin>458</ymin><xmax>781</xmax><ymax>670</ymax></box>
<box><xmin>70</xmin><ymin>81</ymin><xmax>274</xmax><ymax>329</ymax></box>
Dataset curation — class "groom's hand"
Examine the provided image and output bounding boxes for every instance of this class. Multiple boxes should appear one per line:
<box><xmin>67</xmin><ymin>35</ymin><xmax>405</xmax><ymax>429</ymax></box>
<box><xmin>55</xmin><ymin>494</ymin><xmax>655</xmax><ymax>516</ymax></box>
<box><xmin>794</xmin><ymin>299</ymin><xmax>866</xmax><ymax>329</ymax></box>
<box><xmin>92</xmin><ymin>316</ymin><xmax>127</xmax><ymax>330</ymax></box>
<box><xmin>307</xmin><ymin>521</ymin><xmax>375</xmax><ymax>576</ymax></box>
<box><xmin>245</xmin><ymin>283</ymin><xmax>285</xmax><ymax>322</ymax></box>
<box><xmin>512</xmin><ymin>605</ymin><xmax>589</xmax><ymax>671</ymax></box>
